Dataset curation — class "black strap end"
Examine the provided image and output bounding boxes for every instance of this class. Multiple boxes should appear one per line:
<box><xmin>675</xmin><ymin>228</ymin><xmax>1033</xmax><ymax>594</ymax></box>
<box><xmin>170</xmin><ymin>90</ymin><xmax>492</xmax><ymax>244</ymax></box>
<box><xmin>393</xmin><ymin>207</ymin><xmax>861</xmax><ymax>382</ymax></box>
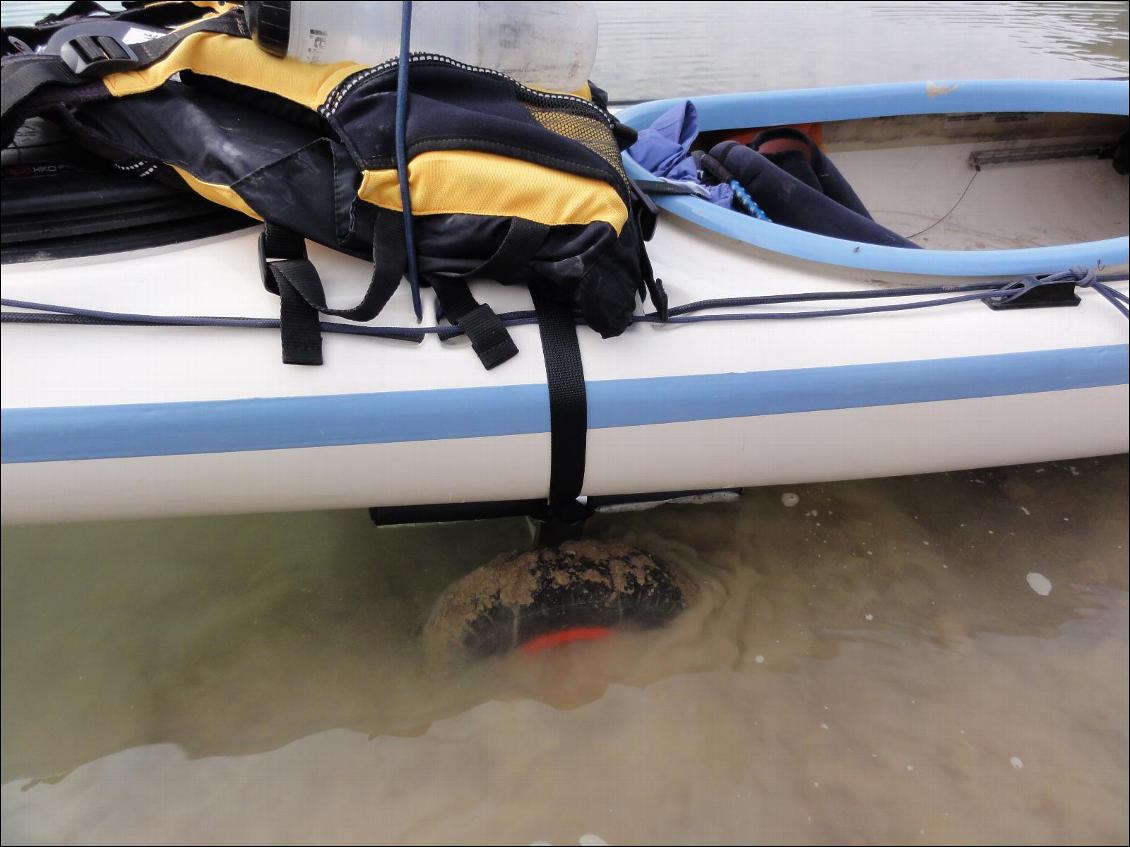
<box><xmin>460</xmin><ymin>303</ymin><xmax>519</xmax><ymax>369</ymax></box>
<box><xmin>270</xmin><ymin>250</ymin><xmax>325</xmax><ymax>366</ymax></box>
<box><xmin>281</xmin><ymin>344</ymin><xmax>324</xmax><ymax>366</ymax></box>
<box><xmin>649</xmin><ymin>277</ymin><xmax>670</xmax><ymax>321</ymax></box>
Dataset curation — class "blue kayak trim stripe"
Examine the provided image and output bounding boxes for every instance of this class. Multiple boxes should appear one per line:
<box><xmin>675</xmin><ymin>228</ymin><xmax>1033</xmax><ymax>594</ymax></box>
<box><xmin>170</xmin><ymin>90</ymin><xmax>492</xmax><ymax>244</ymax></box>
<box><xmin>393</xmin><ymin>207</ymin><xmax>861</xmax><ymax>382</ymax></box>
<box><xmin>617</xmin><ymin>79</ymin><xmax>1130</xmax><ymax>276</ymax></box>
<box><xmin>2</xmin><ymin>345</ymin><xmax>1126</xmax><ymax>464</ymax></box>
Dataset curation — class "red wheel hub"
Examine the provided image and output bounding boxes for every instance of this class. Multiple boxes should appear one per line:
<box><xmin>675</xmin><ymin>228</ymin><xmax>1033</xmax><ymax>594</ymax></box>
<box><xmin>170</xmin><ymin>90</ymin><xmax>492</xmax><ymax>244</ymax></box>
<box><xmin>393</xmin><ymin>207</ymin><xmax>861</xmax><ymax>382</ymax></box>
<box><xmin>520</xmin><ymin>626</ymin><xmax>613</xmax><ymax>654</ymax></box>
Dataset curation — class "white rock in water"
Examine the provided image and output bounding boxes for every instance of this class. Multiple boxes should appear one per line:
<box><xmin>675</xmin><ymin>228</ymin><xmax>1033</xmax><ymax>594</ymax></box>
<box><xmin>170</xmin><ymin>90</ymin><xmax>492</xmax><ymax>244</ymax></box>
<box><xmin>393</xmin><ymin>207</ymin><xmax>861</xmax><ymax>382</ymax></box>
<box><xmin>1026</xmin><ymin>572</ymin><xmax>1053</xmax><ymax>596</ymax></box>
<box><xmin>781</xmin><ymin>492</ymin><xmax>800</xmax><ymax>507</ymax></box>
<box><xmin>1010</xmin><ymin>756</ymin><xmax>1024</xmax><ymax>769</ymax></box>
<box><xmin>579</xmin><ymin>836</ymin><xmax>609</xmax><ymax>847</ymax></box>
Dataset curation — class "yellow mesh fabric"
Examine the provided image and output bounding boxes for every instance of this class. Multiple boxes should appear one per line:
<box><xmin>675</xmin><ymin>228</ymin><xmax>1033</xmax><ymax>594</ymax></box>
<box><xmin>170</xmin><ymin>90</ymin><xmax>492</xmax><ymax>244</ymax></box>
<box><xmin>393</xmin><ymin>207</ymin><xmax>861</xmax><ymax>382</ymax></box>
<box><xmin>521</xmin><ymin>103</ymin><xmax>628</xmax><ymax>183</ymax></box>
<box><xmin>359</xmin><ymin>150</ymin><xmax>627</xmax><ymax>233</ymax></box>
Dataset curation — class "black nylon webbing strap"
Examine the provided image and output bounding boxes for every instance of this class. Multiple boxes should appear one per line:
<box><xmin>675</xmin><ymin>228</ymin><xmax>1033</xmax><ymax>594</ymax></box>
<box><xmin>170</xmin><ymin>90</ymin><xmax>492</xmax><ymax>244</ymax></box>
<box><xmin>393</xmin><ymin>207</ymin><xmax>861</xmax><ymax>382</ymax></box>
<box><xmin>275</xmin><ymin>259</ymin><xmax>324</xmax><ymax>365</ymax></box>
<box><xmin>531</xmin><ymin>287</ymin><xmax>589</xmax><ymax>523</ymax></box>
<box><xmin>428</xmin><ymin>218</ymin><xmax>547</xmax><ymax>369</ymax></box>
<box><xmin>275</xmin><ymin>212</ymin><xmax>406</xmax><ymax>322</ymax></box>
<box><xmin>431</xmin><ymin>277</ymin><xmax>518</xmax><ymax>370</ymax></box>
<box><xmin>1</xmin><ymin>11</ymin><xmax>247</xmax><ymax>129</ymax></box>
<box><xmin>259</xmin><ymin>223</ymin><xmax>321</xmax><ymax>365</ymax></box>
<box><xmin>128</xmin><ymin>12</ymin><xmax>248</xmax><ymax>65</ymax></box>
<box><xmin>260</xmin><ymin>213</ymin><xmax>407</xmax><ymax>365</ymax></box>
<box><xmin>1</xmin><ymin>57</ymin><xmax>80</xmax><ymax>121</ymax></box>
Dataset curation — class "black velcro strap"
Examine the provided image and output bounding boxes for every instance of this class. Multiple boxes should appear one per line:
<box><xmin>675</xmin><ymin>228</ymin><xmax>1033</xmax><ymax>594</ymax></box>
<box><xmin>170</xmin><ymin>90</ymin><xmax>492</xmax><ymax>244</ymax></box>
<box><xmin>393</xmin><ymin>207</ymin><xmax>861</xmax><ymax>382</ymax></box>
<box><xmin>531</xmin><ymin>287</ymin><xmax>588</xmax><ymax>522</ymax></box>
<box><xmin>431</xmin><ymin>277</ymin><xmax>518</xmax><ymax>370</ymax></box>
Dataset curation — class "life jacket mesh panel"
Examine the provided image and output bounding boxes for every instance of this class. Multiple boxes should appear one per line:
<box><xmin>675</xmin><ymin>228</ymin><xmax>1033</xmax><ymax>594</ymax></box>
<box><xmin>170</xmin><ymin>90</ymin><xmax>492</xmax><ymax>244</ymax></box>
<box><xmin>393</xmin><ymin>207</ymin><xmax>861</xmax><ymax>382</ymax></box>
<box><xmin>520</xmin><ymin>98</ymin><xmax>629</xmax><ymax>184</ymax></box>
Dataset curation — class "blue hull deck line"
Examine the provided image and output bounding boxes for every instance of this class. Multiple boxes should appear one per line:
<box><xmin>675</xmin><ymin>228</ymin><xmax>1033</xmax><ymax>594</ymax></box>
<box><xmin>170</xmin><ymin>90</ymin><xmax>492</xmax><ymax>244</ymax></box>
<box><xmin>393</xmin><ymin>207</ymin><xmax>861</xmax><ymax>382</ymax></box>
<box><xmin>618</xmin><ymin>79</ymin><xmax>1130</xmax><ymax>275</ymax></box>
<box><xmin>3</xmin><ymin>345</ymin><xmax>1127</xmax><ymax>464</ymax></box>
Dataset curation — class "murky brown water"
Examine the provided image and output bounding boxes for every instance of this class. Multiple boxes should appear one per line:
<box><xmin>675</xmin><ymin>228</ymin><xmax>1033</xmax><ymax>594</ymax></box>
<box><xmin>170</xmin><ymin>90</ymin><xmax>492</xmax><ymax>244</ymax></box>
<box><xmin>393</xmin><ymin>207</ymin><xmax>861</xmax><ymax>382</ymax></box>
<box><xmin>3</xmin><ymin>458</ymin><xmax>1127</xmax><ymax>844</ymax></box>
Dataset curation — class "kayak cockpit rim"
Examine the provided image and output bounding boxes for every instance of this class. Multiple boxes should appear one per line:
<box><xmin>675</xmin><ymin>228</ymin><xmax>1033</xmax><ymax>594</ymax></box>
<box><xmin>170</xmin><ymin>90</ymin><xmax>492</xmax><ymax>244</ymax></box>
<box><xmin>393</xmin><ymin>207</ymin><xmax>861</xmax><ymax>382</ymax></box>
<box><xmin>618</xmin><ymin>78</ymin><xmax>1130</xmax><ymax>276</ymax></box>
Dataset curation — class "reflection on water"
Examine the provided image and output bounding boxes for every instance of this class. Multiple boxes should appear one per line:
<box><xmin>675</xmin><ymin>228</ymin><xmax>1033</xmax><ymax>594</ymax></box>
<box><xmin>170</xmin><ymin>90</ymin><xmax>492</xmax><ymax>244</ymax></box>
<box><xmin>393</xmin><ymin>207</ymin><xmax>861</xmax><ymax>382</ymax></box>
<box><xmin>592</xmin><ymin>1</ymin><xmax>1129</xmax><ymax>101</ymax></box>
<box><xmin>3</xmin><ymin>459</ymin><xmax>1127</xmax><ymax>844</ymax></box>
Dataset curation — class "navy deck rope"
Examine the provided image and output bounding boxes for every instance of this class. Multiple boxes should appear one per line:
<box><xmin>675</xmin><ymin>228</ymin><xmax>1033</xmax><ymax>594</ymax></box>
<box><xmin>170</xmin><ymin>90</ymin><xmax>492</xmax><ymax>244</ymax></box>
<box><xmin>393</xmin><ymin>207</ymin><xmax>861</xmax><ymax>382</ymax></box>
<box><xmin>396</xmin><ymin>0</ymin><xmax>422</xmax><ymax>322</ymax></box>
<box><xmin>3</xmin><ymin>269</ymin><xmax>1125</xmax><ymax>341</ymax></box>
<box><xmin>0</xmin><ymin>300</ymin><xmax>430</xmax><ymax>341</ymax></box>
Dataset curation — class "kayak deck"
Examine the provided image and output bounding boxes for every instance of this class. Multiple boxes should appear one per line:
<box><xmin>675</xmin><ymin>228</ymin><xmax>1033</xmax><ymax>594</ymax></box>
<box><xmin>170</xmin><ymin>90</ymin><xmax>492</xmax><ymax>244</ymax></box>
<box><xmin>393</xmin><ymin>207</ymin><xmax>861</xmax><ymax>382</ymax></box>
<box><xmin>831</xmin><ymin>138</ymin><xmax>1128</xmax><ymax>250</ymax></box>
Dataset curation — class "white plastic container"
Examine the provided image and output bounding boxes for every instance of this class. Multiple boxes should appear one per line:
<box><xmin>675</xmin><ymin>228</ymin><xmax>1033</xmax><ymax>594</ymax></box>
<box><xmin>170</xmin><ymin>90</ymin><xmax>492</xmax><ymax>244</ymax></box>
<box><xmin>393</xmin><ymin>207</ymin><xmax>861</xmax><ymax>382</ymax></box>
<box><xmin>247</xmin><ymin>1</ymin><xmax>598</xmax><ymax>93</ymax></box>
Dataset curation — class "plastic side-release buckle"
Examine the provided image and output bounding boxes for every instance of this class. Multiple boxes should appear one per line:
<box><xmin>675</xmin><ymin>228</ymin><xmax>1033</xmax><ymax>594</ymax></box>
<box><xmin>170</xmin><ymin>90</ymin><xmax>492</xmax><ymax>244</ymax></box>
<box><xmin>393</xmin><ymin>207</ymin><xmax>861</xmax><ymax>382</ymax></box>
<box><xmin>258</xmin><ymin>226</ymin><xmax>308</xmax><ymax>294</ymax></box>
<box><xmin>59</xmin><ymin>34</ymin><xmax>140</xmax><ymax>77</ymax></box>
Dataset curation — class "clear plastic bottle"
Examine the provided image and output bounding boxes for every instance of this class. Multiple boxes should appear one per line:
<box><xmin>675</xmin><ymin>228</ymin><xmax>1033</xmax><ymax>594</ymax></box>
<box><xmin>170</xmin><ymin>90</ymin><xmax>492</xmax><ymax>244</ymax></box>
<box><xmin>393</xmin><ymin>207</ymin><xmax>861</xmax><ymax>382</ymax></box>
<box><xmin>246</xmin><ymin>1</ymin><xmax>598</xmax><ymax>93</ymax></box>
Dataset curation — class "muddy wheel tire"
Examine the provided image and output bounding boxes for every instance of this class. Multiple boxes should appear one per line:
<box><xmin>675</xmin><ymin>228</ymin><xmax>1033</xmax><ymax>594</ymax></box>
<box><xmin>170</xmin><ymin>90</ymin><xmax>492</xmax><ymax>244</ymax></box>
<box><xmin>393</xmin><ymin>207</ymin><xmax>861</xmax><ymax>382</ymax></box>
<box><xmin>423</xmin><ymin>540</ymin><xmax>694</xmax><ymax>663</ymax></box>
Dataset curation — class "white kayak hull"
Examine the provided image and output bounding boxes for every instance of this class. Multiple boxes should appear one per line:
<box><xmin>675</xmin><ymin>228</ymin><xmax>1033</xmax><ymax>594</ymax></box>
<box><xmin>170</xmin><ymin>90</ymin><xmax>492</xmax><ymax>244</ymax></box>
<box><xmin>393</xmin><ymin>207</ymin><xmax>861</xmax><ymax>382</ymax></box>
<box><xmin>3</xmin><ymin>219</ymin><xmax>1127</xmax><ymax>524</ymax></box>
<box><xmin>2</xmin><ymin>80</ymin><xmax>1128</xmax><ymax>524</ymax></box>
<box><xmin>3</xmin><ymin>387</ymin><xmax>1126</xmax><ymax>524</ymax></box>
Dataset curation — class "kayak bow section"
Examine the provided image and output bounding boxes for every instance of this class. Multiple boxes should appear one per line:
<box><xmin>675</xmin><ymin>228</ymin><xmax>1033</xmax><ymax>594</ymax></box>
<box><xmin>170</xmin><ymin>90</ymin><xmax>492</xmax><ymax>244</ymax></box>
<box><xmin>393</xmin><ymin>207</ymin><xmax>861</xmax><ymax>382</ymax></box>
<box><xmin>2</xmin><ymin>346</ymin><xmax>1128</xmax><ymax>464</ymax></box>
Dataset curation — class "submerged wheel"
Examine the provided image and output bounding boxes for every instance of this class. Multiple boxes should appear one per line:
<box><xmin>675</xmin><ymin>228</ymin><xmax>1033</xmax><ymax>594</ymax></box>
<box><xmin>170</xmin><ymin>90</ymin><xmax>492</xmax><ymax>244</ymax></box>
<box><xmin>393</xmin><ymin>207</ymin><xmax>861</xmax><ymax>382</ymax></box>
<box><xmin>423</xmin><ymin>540</ymin><xmax>695</xmax><ymax>663</ymax></box>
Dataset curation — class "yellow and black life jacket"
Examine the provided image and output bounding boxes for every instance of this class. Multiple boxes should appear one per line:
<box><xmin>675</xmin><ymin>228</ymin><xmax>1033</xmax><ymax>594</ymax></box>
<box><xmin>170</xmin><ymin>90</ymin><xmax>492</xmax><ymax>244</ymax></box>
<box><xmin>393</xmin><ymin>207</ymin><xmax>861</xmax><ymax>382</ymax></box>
<box><xmin>1</xmin><ymin>0</ymin><xmax>663</xmax><ymax>369</ymax></box>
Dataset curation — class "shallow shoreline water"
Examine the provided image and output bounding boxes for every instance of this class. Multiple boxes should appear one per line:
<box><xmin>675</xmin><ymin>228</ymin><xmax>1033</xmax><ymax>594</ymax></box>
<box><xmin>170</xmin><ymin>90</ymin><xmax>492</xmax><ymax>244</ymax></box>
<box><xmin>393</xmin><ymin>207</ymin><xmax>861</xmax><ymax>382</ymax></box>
<box><xmin>3</xmin><ymin>458</ymin><xmax>1127</xmax><ymax>844</ymax></box>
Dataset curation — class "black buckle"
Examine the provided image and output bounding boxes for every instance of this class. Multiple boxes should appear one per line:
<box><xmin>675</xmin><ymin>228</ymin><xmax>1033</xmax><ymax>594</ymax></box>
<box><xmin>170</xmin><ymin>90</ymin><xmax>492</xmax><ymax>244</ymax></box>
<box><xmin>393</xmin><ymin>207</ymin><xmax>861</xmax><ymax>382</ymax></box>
<box><xmin>59</xmin><ymin>34</ymin><xmax>140</xmax><ymax>77</ymax></box>
<box><xmin>986</xmin><ymin>276</ymin><xmax>1081</xmax><ymax>311</ymax></box>
<box><xmin>258</xmin><ymin>227</ymin><xmax>308</xmax><ymax>294</ymax></box>
<box><xmin>628</xmin><ymin>175</ymin><xmax>659</xmax><ymax>241</ymax></box>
